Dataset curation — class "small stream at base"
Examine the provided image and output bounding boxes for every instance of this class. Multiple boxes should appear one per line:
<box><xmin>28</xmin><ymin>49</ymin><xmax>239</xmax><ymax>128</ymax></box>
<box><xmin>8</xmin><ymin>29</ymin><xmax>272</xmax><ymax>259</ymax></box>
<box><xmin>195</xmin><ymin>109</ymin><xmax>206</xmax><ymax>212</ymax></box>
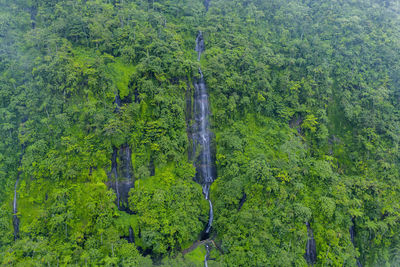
<box><xmin>204</xmin><ymin>243</ymin><xmax>211</xmax><ymax>267</ymax></box>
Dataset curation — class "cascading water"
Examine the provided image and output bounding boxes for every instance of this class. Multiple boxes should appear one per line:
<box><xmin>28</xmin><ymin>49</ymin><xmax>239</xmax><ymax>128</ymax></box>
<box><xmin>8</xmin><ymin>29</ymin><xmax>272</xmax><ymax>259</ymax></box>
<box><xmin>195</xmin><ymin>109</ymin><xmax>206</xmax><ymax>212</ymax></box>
<box><xmin>195</xmin><ymin>31</ymin><xmax>205</xmax><ymax>61</ymax></box>
<box><xmin>193</xmin><ymin>30</ymin><xmax>215</xmax><ymax>235</ymax></box>
<box><xmin>12</xmin><ymin>176</ymin><xmax>20</xmax><ymax>240</ymax></box>
<box><xmin>188</xmin><ymin>3</ymin><xmax>215</xmax><ymax>266</ymax></box>
<box><xmin>305</xmin><ymin>222</ymin><xmax>317</xmax><ymax>265</ymax></box>
<box><xmin>122</xmin><ymin>145</ymin><xmax>132</xmax><ymax>180</ymax></box>
<box><xmin>350</xmin><ymin>218</ymin><xmax>362</xmax><ymax>267</ymax></box>
<box><xmin>129</xmin><ymin>226</ymin><xmax>134</xmax><ymax>243</ymax></box>
<box><xmin>192</xmin><ymin>30</ymin><xmax>217</xmax><ymax>267</ymax></box>
<box><xmin>109</xmin><ymin>144</ymin><xmax>135</xmax><ymax>211</ymax></box>
<box><xmin>111</xmin><ymin>148</ymin><xmax>121</xmax><ymax>209</ymax></box>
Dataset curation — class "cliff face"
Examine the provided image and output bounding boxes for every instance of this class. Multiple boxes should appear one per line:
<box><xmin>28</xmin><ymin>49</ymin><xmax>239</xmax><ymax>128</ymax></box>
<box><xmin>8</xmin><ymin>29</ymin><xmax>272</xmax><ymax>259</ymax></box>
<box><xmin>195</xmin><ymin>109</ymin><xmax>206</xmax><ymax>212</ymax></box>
<box><xmin>107</xmin><ymin>144</ymin><xmax>134</xmax><ymax>212</ymax></box>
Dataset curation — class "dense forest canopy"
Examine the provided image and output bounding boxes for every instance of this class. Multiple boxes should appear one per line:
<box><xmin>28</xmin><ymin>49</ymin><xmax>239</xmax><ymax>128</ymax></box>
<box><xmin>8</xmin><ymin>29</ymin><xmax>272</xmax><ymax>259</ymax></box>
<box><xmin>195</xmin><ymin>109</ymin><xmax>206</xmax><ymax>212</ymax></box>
<box><xmin>1</xmin><ymin>0</ymin><xmax>400</xmax><ymax>266</ymax></box>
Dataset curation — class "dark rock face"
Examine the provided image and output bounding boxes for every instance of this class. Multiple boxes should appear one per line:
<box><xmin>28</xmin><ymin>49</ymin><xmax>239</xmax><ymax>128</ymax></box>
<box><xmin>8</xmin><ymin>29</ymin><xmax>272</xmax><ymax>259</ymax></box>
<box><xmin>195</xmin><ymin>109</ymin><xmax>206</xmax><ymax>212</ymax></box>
<box><xmin>107</xmin><ymin>145</ymin><xmax>134</xmax><ymax>212</ymax></box>
<box><xmin>305</xmin><ymin>222</ymin><xmax>317</xmax><ymax>265</ymax></box>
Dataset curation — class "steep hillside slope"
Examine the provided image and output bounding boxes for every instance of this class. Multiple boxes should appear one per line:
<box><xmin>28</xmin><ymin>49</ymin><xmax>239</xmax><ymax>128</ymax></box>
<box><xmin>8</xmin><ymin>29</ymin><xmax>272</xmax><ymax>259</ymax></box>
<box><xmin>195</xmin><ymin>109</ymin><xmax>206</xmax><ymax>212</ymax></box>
<box><xmin>0</xmin><ymin>0</ymin><xmax>400</xmax><ymax>266</ymax></box>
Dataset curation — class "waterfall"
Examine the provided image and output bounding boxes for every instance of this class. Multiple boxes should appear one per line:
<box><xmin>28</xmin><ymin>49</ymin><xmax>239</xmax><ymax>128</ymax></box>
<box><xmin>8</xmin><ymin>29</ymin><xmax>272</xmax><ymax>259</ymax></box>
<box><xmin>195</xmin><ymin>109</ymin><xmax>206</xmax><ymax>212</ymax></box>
<box><xmin>108</xmin><ymin>94</ymin><xmax>136</xmax><ymax>242</ymax></box>
<box><xmin>195</xmin><ymin>31</ymin><xmax>205</xmax><ymax>61</ymax></box>
<box><xmin>193</xmin><ymin>30</ymin><xmax>216</xmax><ymax>235</ymax></box>
<box><xmin>305</xmin><ymin>222</ymin><xmax>317</xmax><ymax>265</ymax></box>
<box><xmin>109</xmin><ymin>145</ymin><xmax>135</xmax><ymax>211</ymax></box>
<box><xmin>108</xmin><ymin>95</ymin><xmax>134</xmax><ymax>212</ymax></box>
<box><xmin>205</xmin><ymin>199</ymin><xmax>213</xmax><ymax>233</ymax></box>
<box><xmin>350</xmin><ymin>218</ymin><xmax>363</xmax><ymax>267</ymax></box>
<box><xmin>12</xmin><ymin>176</ymin><xmax>20</xmax><ymax>240</ymax></box>
<box><xmin>189</xmin><ymin>3</ymin><xmax>215</xmax><ymax>265</ymax></box>
<box><xmin>123</xmin><ymin>145</ymin><xmax>132</xmax><ymax>180</ymax></box>
<box><xmin>129</xmin><ymin>226</ymin><xmax>134</xmax><ymax>243</ymax></box>
<box><xmin>111</xmin><ymin>148</ymin><xmax>121</xmax><ymax>209</ymax></box>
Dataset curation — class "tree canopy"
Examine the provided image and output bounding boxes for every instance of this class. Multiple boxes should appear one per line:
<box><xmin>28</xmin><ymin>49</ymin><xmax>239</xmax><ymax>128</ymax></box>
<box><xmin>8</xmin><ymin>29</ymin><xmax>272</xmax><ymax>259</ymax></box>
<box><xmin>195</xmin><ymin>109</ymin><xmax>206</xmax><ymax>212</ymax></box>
<box><xmin>1</xmin><ymin>0</ymin><xmax>400</xmax><ymax>266</ymax></box>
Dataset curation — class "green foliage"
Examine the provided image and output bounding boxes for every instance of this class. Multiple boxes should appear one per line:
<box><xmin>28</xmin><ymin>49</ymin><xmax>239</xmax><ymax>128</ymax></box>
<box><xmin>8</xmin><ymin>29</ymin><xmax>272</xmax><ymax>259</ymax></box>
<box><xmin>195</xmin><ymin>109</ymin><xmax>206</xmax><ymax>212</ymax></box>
<box><xmin>129</xmin><ymin>164</ymin><xmax>205</xmax><ymax>256</ymax></box>
<box><xmin>0</xmin><ymin>0</ymin><xmax>400</xmax><ymax>266</ymax></box>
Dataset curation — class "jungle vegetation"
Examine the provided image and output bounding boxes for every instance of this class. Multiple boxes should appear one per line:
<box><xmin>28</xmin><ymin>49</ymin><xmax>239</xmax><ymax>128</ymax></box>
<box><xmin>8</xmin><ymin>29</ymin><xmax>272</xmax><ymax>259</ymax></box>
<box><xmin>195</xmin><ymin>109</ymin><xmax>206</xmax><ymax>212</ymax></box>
<box><xmin>0</xmin><ymin>0</ymin><xmax>400</xmax><ymax>266</ymax></box>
